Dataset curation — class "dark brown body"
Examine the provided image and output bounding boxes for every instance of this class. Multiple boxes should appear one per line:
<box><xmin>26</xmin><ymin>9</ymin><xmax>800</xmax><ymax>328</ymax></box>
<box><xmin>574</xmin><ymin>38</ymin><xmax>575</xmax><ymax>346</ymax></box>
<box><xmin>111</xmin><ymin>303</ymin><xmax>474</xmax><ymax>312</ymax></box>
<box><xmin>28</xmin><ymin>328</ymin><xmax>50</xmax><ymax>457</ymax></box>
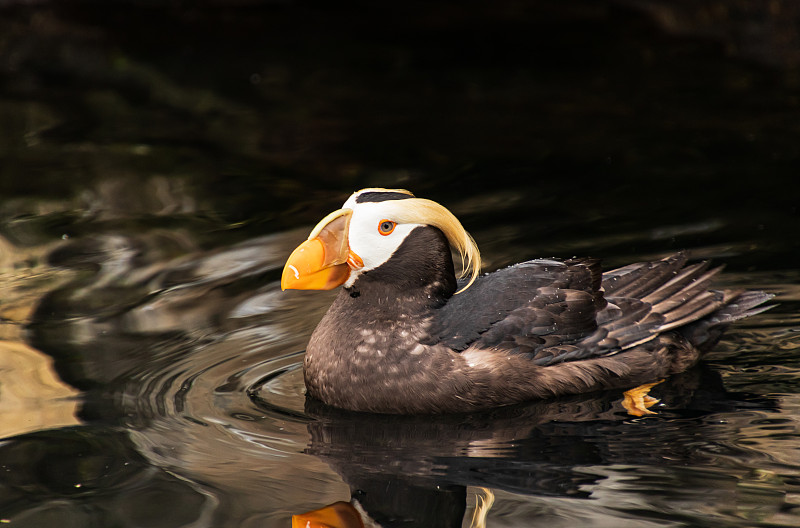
<box><xmin>304</xmin><ymin>227</ymin><xmax>771</xmax><ymax>414</ymax></box>
<box><xmin>306</xmin><ymin>287</ymin><xmax>702</xmax><ymax>414</ymax></box>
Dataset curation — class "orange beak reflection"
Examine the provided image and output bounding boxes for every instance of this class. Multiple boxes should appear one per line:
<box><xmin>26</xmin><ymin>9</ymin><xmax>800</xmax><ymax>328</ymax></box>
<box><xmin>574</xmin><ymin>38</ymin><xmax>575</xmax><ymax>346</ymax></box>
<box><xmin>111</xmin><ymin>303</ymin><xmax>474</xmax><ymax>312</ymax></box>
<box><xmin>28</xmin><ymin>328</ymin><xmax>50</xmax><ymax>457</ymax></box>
<box><xmin>281</xmin><ymin>209</ymin><xmax>358</xmax><ymax>291</ymax></box>
<box><xmin>291</xmin><ymin>501</ymin><xmax>365</xmax><ymax>528</ymax></box>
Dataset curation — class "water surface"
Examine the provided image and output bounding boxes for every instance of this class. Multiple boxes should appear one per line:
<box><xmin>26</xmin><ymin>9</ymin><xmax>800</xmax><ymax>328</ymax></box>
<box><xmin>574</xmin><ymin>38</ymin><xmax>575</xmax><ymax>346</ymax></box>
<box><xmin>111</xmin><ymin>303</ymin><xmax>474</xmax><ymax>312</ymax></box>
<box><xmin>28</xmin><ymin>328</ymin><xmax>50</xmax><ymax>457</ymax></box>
<box><xmin>1</xmin><ymin>2</ymin><xmax>800</xmax><ymax>527</ymax></box>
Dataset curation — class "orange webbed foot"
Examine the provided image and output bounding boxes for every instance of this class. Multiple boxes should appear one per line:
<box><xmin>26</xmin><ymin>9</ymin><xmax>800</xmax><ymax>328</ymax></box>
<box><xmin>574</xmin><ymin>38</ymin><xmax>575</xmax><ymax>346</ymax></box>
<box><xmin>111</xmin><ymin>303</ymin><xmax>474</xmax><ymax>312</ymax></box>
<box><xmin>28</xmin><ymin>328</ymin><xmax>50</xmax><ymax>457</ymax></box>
<box><xmin>621</xmin><ymin>379</ymin><xmax>664</xmax><ymax>417</ymax></box>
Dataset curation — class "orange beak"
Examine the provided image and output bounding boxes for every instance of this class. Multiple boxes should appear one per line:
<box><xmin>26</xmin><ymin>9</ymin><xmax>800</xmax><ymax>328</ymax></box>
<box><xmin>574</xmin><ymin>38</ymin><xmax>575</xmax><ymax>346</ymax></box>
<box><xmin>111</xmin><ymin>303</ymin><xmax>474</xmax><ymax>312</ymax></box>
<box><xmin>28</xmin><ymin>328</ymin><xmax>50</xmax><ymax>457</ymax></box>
<box><xmin>291</xmin><ymin>501</ymin><xmax>365</xmax><ymax>528</ymax></box>
<box><xmin>281</xmin><ymin>209</ymin><xmax>360</xmax><ymax>291</ymax></box>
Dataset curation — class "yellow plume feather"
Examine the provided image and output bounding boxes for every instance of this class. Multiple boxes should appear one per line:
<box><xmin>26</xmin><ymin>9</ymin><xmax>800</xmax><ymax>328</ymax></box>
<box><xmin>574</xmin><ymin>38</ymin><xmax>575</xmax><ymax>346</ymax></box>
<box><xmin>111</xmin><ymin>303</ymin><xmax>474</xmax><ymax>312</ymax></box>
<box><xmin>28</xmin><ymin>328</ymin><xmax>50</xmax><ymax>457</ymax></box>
<box><xmin>370</xmin><ymin>192</ymin><xmax>482</xmax><ymax>293</ymax></box>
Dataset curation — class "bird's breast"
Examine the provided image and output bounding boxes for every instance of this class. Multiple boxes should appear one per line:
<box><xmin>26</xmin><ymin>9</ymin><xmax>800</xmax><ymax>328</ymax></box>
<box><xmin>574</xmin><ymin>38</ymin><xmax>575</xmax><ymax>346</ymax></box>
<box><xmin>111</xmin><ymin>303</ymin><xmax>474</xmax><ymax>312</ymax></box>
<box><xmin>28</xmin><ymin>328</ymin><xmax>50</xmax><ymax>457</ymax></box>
<box><xmin>303</xmin><ymin>313</ymin><xmax>472</xmax><ymax>412</ymax></box>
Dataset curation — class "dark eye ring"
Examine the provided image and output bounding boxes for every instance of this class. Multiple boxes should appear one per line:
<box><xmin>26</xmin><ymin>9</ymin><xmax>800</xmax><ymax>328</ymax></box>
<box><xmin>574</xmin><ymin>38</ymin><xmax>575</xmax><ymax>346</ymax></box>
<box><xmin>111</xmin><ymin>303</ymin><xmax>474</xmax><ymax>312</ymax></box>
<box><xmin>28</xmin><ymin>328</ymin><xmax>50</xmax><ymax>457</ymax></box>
<box><xmin>378</xmin><ymin>219</ymin><xmax>396</xmax><ymax>236</ymax></box>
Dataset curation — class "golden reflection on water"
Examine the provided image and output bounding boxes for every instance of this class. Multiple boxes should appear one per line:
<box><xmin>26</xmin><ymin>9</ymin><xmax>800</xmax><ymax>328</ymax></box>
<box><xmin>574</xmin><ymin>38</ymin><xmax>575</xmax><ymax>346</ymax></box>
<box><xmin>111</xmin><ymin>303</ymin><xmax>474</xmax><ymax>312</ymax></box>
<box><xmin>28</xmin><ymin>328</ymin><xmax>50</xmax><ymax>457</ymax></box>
<box><xmin>0</xmin><ymin>235</ymin><xmax>80</xmax><ymax>439</ymax></box>
<box><xmin>0</xmin><ymin>339</ymin><xmax>80</xmax><ymax>439</ymax></box>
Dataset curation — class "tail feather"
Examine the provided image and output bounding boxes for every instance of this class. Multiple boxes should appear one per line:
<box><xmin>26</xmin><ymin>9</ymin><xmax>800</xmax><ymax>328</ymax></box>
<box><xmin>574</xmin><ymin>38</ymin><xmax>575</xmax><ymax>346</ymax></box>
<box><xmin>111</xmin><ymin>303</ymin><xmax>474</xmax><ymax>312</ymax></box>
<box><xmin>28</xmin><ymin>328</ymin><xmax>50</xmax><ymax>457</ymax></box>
<box><xmin>604</xmin><ymin>253</ymin><xmax>687</xmax><ymax>298</ymax></box>
<box><xmin>659</xmin><ymin>290</ymin><xmax>727</xmax><ymax>331</ymax></box>
<box><xmin>706</xmin><ymin>290</ymin><xmax>776</xmax><ymax>325</ymax></box>
<box><xmin>679</xmin><ymin>290</ymin><xmax>775</xmax><ymax>350</ymax></box>
<box><xmin>598</xmin><ymin>253</ymin><xmax>775</xmax><ymax>356</ymax></box>
<box><xmin>642</xmin><ymin>262</ymin><xmax>718</xmax><ymax>307</ymax></box>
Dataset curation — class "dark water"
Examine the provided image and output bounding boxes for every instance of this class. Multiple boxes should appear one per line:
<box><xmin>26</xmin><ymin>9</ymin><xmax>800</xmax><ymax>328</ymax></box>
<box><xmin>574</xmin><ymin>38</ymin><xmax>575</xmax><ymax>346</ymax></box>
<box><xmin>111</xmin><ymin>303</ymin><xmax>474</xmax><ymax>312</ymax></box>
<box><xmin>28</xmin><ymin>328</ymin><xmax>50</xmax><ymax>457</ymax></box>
<box><xmin>2</xmin><ymin>1</ymin><xmax>800</xmax><ymax>527</ymax></box>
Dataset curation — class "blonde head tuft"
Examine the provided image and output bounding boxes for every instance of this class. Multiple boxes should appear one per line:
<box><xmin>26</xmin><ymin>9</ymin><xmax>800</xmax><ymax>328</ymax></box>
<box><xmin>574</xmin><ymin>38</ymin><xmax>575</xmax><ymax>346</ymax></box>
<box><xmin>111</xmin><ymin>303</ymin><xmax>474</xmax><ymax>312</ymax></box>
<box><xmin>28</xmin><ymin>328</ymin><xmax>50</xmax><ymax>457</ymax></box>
<box><xmin>375</xmin><ymin>194</ymin><xmax>481</xmax><ymax>293</ymax></box>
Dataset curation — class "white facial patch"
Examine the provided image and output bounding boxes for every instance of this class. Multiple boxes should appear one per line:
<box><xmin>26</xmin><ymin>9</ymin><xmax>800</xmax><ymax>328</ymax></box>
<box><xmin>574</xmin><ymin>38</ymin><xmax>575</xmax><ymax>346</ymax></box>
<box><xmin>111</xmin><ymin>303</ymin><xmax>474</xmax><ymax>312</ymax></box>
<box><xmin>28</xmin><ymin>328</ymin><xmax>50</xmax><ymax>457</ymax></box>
<box><xmin>341</xmin><ymin>197</ymin><xmax>422</xmax><ymax>285</ymax></box>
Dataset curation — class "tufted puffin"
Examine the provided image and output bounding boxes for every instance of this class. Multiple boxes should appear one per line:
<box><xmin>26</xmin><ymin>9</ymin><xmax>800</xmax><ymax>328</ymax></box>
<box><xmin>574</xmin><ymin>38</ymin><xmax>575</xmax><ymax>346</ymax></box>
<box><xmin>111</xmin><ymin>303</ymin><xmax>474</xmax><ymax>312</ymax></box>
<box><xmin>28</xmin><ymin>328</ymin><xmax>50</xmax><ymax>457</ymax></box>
<box><xmin>281</xmin><ymin>188</ymin><xmax>773</xmax><ymax>414</ymax></box>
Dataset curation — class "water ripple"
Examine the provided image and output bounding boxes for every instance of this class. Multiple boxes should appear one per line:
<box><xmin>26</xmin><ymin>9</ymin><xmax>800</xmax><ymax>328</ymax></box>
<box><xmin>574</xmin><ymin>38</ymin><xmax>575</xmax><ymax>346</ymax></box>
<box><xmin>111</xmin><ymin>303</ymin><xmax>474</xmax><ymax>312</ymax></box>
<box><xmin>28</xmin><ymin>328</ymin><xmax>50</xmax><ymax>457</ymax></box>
<box><xmin>5</xmin><ymin>211</ymin><xmax>800</xmax><ymax>527</ymax></box>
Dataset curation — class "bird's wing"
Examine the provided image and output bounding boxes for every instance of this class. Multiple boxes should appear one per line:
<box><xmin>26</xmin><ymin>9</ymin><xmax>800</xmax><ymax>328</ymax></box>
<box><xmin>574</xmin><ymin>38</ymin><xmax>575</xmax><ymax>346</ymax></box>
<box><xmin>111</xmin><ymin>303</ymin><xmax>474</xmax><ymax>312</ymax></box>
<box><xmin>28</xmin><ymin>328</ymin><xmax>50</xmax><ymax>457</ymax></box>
<box><xmin>522</xmin><ymin>253</ymin><xmax>733</xmax><ymax>366</ymax></box>
<box><xmin>428</xmin><ymin>258</ymin><xmax>604</xmax><ymax>351</ymax></box>
<box><xmin>433</xmin><ymin>253</ymin><xmax>736</xmax><ymax>367</ymax></box>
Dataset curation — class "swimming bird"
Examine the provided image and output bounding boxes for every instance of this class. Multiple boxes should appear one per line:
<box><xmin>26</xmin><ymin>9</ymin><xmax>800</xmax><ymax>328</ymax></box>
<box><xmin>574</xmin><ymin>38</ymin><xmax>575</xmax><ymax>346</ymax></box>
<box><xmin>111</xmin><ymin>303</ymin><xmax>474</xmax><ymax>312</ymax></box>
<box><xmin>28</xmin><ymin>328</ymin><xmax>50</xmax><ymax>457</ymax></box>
<box><xmin>281</xmin><ymin>188</ymin><xmax>773</xmax><ymax>414</ymax></box>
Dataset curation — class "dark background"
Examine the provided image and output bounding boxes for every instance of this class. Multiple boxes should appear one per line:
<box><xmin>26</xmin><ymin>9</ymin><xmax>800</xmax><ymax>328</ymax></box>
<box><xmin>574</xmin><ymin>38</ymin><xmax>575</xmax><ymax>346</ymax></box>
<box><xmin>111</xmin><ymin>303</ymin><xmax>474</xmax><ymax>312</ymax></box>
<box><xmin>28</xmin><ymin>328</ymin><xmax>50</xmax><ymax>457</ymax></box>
<box><xmin>2</xmin><ymin>0</ymin><xmax>799</xmax><ymax>249</ymax></box>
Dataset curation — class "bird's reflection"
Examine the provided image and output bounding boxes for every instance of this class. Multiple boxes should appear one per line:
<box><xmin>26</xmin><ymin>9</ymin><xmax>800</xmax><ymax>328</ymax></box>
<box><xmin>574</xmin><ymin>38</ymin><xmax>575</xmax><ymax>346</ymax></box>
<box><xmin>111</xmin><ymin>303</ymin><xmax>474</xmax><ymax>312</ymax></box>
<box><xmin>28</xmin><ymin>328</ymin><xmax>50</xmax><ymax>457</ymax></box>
<box><xmin>292</xmin><ymin>366</ymin><xmax>774</xmax><ymax>527</ymax></box>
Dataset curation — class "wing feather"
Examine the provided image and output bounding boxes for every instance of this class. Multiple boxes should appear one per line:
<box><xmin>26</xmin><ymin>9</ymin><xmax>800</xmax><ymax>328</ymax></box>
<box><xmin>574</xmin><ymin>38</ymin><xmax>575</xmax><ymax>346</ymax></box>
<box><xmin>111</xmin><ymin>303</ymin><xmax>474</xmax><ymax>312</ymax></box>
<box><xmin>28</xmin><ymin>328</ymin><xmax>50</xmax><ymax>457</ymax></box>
<box><xmin>429</xmin><ymin>259</ymin><xmax>598</xmax><ymax>351</ymax></box>
<box><xmin>430</xmin><ymin>253</ymin><xmax>773</xmax><ymax>369</ymax></box>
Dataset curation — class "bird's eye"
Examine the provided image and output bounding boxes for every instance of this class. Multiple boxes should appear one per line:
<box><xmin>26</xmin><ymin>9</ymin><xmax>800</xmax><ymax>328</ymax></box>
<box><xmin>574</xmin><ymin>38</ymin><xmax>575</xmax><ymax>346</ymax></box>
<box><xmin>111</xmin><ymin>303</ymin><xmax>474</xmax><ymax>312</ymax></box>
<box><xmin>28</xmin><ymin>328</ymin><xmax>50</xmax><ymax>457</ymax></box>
<box><xmin>378</xmin><ymin>219</ymin><xmax>396</xmax><ymax>236</ymax></box>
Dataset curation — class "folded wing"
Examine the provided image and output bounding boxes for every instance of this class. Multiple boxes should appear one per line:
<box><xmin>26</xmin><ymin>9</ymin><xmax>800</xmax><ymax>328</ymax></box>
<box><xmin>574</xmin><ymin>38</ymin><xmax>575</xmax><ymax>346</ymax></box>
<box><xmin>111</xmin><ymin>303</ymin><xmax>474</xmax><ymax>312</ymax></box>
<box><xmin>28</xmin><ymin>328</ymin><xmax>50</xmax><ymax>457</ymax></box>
<box><xmin>430</xmin><ymin>252</ymin><xmax>771</xmax><ymax>367</ymax></box>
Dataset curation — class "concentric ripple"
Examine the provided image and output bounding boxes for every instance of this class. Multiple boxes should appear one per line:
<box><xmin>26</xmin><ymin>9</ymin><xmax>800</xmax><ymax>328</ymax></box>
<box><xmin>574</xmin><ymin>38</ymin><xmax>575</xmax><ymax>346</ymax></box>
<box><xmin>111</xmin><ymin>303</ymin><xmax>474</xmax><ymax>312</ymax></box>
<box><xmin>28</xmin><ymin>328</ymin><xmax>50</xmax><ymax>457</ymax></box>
<box><xmin>118</xmin><ymin>328</ymin><xmax>313</xmax><ymax>453</ymax></box>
